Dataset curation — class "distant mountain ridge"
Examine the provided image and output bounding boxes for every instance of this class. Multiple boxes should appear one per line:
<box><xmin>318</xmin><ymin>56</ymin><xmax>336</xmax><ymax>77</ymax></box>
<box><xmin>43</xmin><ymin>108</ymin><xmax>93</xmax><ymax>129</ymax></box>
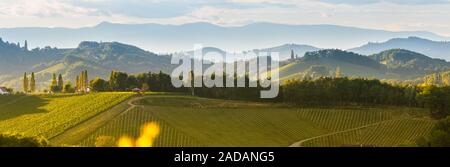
<box><xmin>1</xmin><ymin>22</ymin><xmax>448</xmax><ymax>54</ymax></box>
<box><xmin>349</xmin><ymin>37</ymin><xmax>450</xmax><ymax>61</ymax></box>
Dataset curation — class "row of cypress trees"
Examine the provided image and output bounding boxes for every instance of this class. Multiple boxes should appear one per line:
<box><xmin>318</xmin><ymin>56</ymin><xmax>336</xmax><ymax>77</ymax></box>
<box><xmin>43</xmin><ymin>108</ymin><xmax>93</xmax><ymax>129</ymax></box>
<box><xmin>22</xmin><ymin>72</ymin><xmax>36</xmax><ymax>93</ymax></box>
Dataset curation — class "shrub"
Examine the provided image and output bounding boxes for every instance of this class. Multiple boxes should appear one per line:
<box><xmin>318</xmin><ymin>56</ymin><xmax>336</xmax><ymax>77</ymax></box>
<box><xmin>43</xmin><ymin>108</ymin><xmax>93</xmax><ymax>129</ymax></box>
<box><xmin>0</xmin><ymin>133</ymin><xmax>49</xmax><ymax>147</ymax></box>
<box><xmin>417</xmin><ymin>116</ymin><xmax>450</xmax><ymax>147</ymax></box>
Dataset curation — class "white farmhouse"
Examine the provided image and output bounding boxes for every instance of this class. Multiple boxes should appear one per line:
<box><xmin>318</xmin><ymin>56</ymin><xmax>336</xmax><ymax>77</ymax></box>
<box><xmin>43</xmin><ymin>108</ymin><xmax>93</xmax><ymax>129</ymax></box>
<box><xmin>0</xmin><ymin>87</ymin><xmax>10</xmax><ymax>95</ymax></box>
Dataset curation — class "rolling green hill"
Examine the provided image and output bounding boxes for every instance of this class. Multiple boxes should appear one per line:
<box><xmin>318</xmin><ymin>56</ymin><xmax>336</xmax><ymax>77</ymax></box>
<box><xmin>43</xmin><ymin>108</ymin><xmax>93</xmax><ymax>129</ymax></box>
<box><xmin>278</xmin><ymin>58</ymin><xmax>388</xmax><ymax>83</ymax></box>
<box><xmin>0</xmin><ymin>41</ymin><xmax>175</xmax><ymax>90</ymax></box>
<box><xmin>276</xmin><ymin>49</ymin><xmax>450</xmax><ymax>82</ymax></box>
<box><xmin>369</xmin><ymin>49</ymin><xmax>450</xmax><ymax>78</ymax></box>
<box><xmin>3</xmin><ymin>38</ymin><xmax>450</xmax><ymax>90</ymax></box>
<box><xmin>276</xmin><ymin>49</ymin><xmax>389</xmax><ymax>82</ymax></box>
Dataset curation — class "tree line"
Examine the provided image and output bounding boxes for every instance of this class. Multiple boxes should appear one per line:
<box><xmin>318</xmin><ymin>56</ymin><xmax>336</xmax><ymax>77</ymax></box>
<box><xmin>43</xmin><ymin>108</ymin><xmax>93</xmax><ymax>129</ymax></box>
<box><xmin>192</xmin><ymin>74</ymin><xmax>266</xmax><ymax>101</ymax></box>
<box><xmin>90</xmin><ymin>71</ymin><xmax>184</xmax><ymax>92</ymax></box>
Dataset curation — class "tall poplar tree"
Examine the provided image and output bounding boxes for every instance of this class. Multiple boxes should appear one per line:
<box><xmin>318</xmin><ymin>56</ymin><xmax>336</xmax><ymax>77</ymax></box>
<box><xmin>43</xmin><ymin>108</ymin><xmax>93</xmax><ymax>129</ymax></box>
<box><xmin>335</xmin><ymin>67</ymin><xmax>342</xmax><ymax>78</ymax></box>
<box><xmin>290</xmin><ymin>49</ymin><xmax>295</xmax><ymax>60</ymax></box>
<box><xmin>75</xmin><ymin>75</ymin><xmax>80</xmax><ymax>91</ymax></box>
<box><xmin>57</xmin><ymin>74</ymin><xmax>64</xmax><ymax>90</ymax></box>
<box><xmin>84</xmin><ymin>70</ymin><xmax>88</xmax><ymax>91</ymax></box>
<box><xmin>30</xmin><ymin>72</ymin><xmax>36</xmax><ymax>92</ymax></box>
<box><xmin>23</xmin><ymin>72</ymin><xmax>29</xmax><ymax>92</ymax></box>
<box><xmin>50</xmin><ymin>73</ymin><xmax>58</xmax><ymax>92</ymax></box>
<box><xmin>80</xmin><ymin>71</ymin><xmax>85</xmax><ymax>91</ymax></box>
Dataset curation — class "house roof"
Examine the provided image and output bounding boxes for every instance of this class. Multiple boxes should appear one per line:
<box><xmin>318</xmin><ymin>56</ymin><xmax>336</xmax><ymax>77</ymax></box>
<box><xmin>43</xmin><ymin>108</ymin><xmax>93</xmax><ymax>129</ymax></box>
<box><xmin>0</xmin><ymin>87</ymin><xmax>8</xmax><ymax>92</ymax></box>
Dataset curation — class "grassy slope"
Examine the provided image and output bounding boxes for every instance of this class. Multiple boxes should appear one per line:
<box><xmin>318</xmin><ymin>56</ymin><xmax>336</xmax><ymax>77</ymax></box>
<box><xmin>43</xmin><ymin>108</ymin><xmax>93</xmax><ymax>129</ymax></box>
<box><xmin>0</xmin><ymin>93</ymin><xmax>133</xmax><ymax>139</ymax></box>
<box><xmin>276</xmin><ymin>59</ymin><xmax>389</xmax><ymax>83</ymax></box>
<box><xmin>78</xmin><ymin>95</ymin><xmax>434</xmax><ymax>147</ymax></box>
<box><xmin>2</xmin><ymin>61</ymin><xmax>110</xmax><ymax>90</ymax></box>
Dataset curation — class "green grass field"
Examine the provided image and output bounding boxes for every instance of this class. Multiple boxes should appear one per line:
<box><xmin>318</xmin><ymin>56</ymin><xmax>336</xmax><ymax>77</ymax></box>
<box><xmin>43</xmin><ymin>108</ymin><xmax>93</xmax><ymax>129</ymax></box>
<box><xmin>74</xmin><ymin>95</ymin><xmax>435</xmax><ymax>147</ymax></box>
<box><xmin>0</xmin><ymin>93</ymin><xmax>134</xmax><ymax>139</ymax></box>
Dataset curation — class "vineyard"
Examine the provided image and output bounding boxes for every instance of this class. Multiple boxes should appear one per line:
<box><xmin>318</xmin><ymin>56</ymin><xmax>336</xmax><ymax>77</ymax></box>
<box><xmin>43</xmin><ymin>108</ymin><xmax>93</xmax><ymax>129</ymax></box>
<box><xmin>302</xmin><ymin>119</ymin><xmax>435</xmax><ymax>147</ymax></box>
<box><xmin>79</xmin><ymin>106</ymin><xmax>204</xmax><ymax>147</ymax></box>
<box><xmin>75</xmin><ymin>95</ymin><xmax>434</xmax><ymax>147</ymax></box>
<box><xmin>0</xmin><ymin>92</ymin><xmax>133</xmax><ymax>139</ymax></box>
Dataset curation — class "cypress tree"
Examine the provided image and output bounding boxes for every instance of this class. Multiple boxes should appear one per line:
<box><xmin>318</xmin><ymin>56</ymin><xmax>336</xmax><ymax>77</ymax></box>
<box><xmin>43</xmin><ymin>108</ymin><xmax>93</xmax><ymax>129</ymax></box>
<box><xmin>50</xmin><ymin>73</ymin><xmax>58</xmax><ymax>92</ymax></box>
<box><xmin>24</xmin><ymin>40</ymin><xmax>28</xmax><ymax>51</ymax></box>
<box><xmin>57</xmin><ymin>74</ymin><xmax>64</xmax><ymax>90</ymax></box>
<box><xmin>75</xmin><ymin>75</ymin><xmax>79</xmax><ymax>92</ymax></box>
<box><xmin>84</xmin><ymin>70</ymin><xmax>88</xmax><ymax>91</ymax></box>
<box><xmin>109</xmin><ymin>71</ymin><xmax>115</xmax><ymax>91</ymax></box>
<box><xmin>335</xmin><ymin>67</ymin><xmax>342</xmax><ymax>78</ymax></box>
<box><xmin>30</xmin><ymin>72</ymin><xmax>36</xmax><ymax>92</ymax></box>
<box><xmin>51</xmin><ymin>74</ymin><xmax>57</xmax><ymax>86</ymax></box>
<box><xmin>23</xmin><ymin>72</ymin><xmax>29</xmax><ymax>93</ymax></box>
<box><xmin>80</xmin><ymin>71</ymin><xmax>85</xmax><ymax>91</ymax></box>
<box><xmin>290</xmin><ymin>49</ymin><xmax>295</xmax><ymax>60</ymax></box>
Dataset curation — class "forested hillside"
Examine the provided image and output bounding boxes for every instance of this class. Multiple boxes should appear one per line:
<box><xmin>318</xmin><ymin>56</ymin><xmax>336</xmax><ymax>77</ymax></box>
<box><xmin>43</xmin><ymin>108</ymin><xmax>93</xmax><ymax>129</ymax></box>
<box><xmin>0</xmin><ymin>39</ymin><xmax>174</xmax><ymax>90</ymax></box>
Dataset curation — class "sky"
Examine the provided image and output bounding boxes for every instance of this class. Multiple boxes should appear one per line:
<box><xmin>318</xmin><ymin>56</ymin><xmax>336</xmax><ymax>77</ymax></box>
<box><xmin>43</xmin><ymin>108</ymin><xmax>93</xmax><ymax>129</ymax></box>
<box><xmin>1</xmin><ymin>0</ymin><xmax>450</xmax><ymax>36</ymax></box>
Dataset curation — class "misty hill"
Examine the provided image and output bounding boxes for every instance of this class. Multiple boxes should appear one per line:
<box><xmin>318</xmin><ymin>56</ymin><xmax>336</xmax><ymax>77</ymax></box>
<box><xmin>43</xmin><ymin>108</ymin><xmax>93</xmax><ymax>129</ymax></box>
<box><xmin>349</xmin><ymin>37</ymin><xmax>450</xmax><ymax>61</ymax></box>
<box><xmin>68</xmin><ymin>41</ymin><xmax>173</xmax><ymax>73</ymax></box>
<box><xmin>182</xmin><ymin>47</ymin><xmax>226</xmax><ymax>63</ymax></box>
<box><xmin>369</xmin><ymin>49</ymin><xmax>450</xmax><ymax>77</ymax></box>
<box><xmin>1</xmin><ymin>22</ymin><xmax>448</xmax><ymax>54</ymax></box>
<box><xmin>3</xmin><ymin>36</ymin><xmax>450</xmax><ymax>90</ymax></box>
<box><xmin>0</xmin><ymin>40</ymin><xmax>174</xmax><ymax>90</ymax></box>
<box><xmin>0</xmin><ymin>38</ymin><xmax>66</xmax><ymax>82</ymax></box>
<box><xmin>181</xmin><ymin>44</ymin><xmax>320</xmax><ymax>62</ymax></box>
<box><xmin>277</xmin><ymin>49</ymin><xmax>450</xmax><ymax>82</ymax></box>
<box><xmin>277</xmin><ymin>49</ymin><xmax>388</xmax><ymax>82</ymax></box>
<box><xmin>251</xmin><ymin>44</ymin><xmax>320</xmax><ymax>61</ymax></box>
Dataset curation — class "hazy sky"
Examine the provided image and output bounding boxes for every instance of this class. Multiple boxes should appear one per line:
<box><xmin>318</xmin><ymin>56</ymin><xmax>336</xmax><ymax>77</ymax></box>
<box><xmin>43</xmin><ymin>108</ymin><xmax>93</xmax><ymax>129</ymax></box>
<box><xmin>1</xmin><ymin>0</ymin><xmax>450</xmax><ymax>36</ymax></box>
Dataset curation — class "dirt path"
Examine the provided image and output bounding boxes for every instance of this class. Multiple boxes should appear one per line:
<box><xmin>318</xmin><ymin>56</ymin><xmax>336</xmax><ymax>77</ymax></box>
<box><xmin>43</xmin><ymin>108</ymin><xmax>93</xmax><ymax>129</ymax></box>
<box><xmin>289</xmin><ymin>119</ymin><xmax>402</xmax><ymax>147</ymax></box>
<box><xmin>50</xmin><ymin>95</ymin><xmax>147</xmax><ymax>145</ymax></box>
